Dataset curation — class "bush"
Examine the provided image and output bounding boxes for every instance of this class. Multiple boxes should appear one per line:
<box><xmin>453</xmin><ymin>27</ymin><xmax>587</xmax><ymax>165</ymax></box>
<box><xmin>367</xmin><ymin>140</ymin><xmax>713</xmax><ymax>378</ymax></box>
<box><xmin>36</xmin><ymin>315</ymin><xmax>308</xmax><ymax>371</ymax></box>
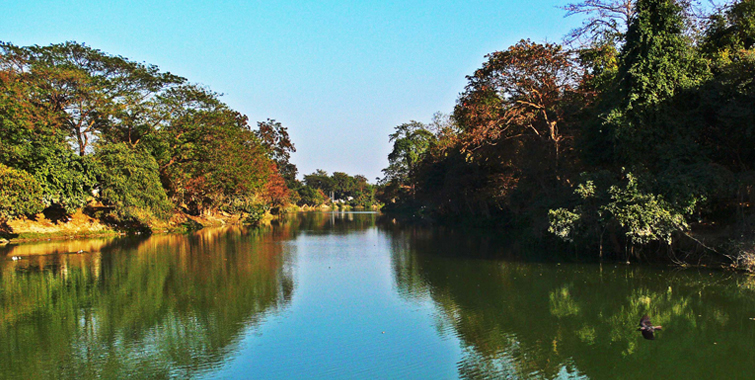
<box><xmin>0</xmin><ymin>164</ymin><xmax>44</xmax><ymax>219</ymax></box>
<box><xmin>94</xmin><ymin>143</ymin><xmax>174</xmax><ymax>224</ymax></box>
<box><xmin>549</xmin><ymin>172</ymin><xmax>689</xmax><ymax>251</ymax></box>
<box><xmin>22</xmin><ymin>145</ymin><xmax>98</xmax><ymax>214</ymax></box>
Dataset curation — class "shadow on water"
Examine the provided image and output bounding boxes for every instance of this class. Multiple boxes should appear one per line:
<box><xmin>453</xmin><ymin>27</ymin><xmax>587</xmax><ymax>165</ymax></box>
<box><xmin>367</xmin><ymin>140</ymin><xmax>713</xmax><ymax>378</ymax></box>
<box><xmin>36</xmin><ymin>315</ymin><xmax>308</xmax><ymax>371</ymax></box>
<box><xmin>383</xmin><ymin>222</ymin><xmax>755</xmax><ymax>380</ymax></box>
<box><xmin>0</xmin><ymin>226</ymin><xmax>295</xmax><ymax>380</ymax></box>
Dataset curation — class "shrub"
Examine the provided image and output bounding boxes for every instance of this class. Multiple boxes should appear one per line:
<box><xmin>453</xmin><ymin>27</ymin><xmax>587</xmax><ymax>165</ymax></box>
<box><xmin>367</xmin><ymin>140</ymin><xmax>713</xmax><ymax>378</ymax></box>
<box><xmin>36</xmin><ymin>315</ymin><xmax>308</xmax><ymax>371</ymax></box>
<box><xmin>0</xmin><ymin>164</ymin><xmax>44</xmax><ymax>219</ymax></box>
<box><xmin>31</xmin><ymin>146</ymin><xmax>99</xmax><ymax>213</ymax></box>
<box><xmin>94</xmin><ymin>143</ymin><xmax>174</xmax><ymax>224</ymax></box>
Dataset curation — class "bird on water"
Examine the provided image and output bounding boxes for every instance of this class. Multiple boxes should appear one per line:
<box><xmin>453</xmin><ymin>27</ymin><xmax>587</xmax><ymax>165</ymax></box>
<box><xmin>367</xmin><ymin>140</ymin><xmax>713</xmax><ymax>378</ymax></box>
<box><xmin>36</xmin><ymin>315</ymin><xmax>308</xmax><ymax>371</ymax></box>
<box><xmin>638</xmin><ymin>315</ymin><xmax>662</xmax><ymax>340</ymax></box>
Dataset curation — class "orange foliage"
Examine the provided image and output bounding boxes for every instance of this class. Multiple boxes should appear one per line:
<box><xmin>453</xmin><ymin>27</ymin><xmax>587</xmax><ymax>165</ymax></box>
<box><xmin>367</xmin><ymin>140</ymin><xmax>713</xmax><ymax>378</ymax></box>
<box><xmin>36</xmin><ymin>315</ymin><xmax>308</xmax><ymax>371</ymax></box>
<box><xmin>263</xmin><ymin>163</ymin><xmax>290</xmax><ymax>207</ymax></box>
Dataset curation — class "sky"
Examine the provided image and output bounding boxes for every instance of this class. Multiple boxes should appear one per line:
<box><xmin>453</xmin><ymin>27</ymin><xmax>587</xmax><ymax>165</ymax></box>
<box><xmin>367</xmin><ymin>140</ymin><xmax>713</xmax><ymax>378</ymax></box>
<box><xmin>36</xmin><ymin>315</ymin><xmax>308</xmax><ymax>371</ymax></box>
<box><xmin>2</xmin><ymin>0</ymin><xmax>583</xmax><ymax>182</ymax></box>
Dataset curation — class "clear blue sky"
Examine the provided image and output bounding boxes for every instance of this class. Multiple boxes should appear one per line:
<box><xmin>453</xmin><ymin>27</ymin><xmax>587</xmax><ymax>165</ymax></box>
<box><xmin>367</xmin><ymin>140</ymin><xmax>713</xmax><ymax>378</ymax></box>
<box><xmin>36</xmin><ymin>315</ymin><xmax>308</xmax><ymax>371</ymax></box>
<box><xmin>2</xmin><ymin>0</ymin><xmax>582</xmax><ymax>182</ymax></box>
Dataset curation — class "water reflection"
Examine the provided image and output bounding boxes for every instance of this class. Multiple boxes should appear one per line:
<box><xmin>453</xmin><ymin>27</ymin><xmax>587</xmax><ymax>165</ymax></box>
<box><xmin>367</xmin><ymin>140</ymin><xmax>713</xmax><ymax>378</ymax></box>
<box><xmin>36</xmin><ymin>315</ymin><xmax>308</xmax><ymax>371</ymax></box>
<box><xmin>3</xmin><ymin>213</ymin><xmax>754</xmax><ymax>379</ymax></box>
<box><xmin>384</xmin><ymin>224</ymin><xmax>755</xmax><ymax>380</ymax></box>
<box><xmin>0</xmin><ymin>227</ymin><xmax>294</xmax><ymax>380</ymax></box>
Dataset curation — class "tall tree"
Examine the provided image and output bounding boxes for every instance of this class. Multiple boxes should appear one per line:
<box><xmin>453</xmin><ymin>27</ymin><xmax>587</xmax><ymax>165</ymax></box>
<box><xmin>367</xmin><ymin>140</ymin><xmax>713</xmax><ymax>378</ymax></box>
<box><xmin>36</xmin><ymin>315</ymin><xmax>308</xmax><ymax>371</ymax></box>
<box><xmin>455</xmin><ymin>40</ymin><xmax>584</xmax><ymax>165</ymax></box>
<box><xmin>382</xmin><ymin>121</ymin><xmax>434</xmax><ymax>195</ymax></box>
<box><xmin>0</xmin><ymin>44</ymin><xmax>98</xmax><ymax>212</ymax></box>
<box><xmin>561</xmin><ymin>0</ymin><xmax>635</xmax><ymax>47</ymax></box>
<box><xmin>155</xmin><ymin>102</ymin><xmax>274</xmax><ymax>214</ymax></box>
<box><xmin>590</xmin><ymin>0</ymin><xmax>709</xmax><ymax>167</ymax></box>
<box><xmin>4</xmin><ymin>42</ymin><xmax>185</xmax><ymax>156</ymax></box>
<box><xmin>255</xmin><ymin>118</ymin><xmax>297</xmax><ymax>186</ymax></box>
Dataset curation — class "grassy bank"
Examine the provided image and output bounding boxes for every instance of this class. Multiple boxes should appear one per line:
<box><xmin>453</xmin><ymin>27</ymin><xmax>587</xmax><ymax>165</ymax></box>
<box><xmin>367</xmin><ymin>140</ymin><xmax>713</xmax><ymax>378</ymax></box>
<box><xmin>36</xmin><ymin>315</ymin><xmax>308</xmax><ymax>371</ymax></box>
<box><xmin>0</xmin><ymin>207</ymin><xmax>285</xmax><ymax>244</ymax></box>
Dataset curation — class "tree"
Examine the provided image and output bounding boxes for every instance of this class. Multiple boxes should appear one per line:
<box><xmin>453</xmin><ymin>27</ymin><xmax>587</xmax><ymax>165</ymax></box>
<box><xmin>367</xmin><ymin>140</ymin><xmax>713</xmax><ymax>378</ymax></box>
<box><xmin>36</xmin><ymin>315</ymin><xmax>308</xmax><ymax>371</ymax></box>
<box><xmin>94</xmin><ymin>143</ymin><xmax>173</xmax><ymax>224</ymax></box>
<box><xmin>255</xmin><ymin>118</ymin><xmax>297</xmax><ymax>186</ymax></box>
<box><xmin>455</xmin><ymin>40</ymin><xmax>584</xmax><ymax>163</ymax></box>
<box><xmin>553</xmin><ymin>0</ymin><xmax>713</xmax><ymax>255</ymax></box>
<box><xmin>1</xmin><ymin>42</ymin><xmax>185</xmax><ymax>156</ymax></box>
<box><xmin>0</xmin><ymin>59</ymin><xmax>99</xmax><ymax>213</ymax></box>
<box><xmin>703</xmin><ymin>0</ymin><xmax>755</xmax><ymax>56</ymax></box>
<box><xmin>298</xmin><ymin>170</ymin><xmax>376</xmax><ymax>207</ymax></box>
<box><xmin>297</xmin><ymin>186</ymin><xmax>326</xmax><ymax>206</ymax></box>
<box><xmin>303</xmin><ymin>170</ymin><xmax>334</xmax><ymax>196</ymax></box>
<box><xmin>382</xmin><ymin>121</ymin><xmax>434</xmax><ymax>195</ymax></box>
<box><xmin>561</xmin><ymin>0</ymin><xmax>635</xmax><ymax>47</ymax></box>
<box><xmin>562</xmin><ymin>0</ymin><xmax>714</xmax><ymax>48</ymax></box>
<box><xmin>154</xmin><ymin>102</ymin><xmax>274</xmax><ymax>214</ymax></box>
<box><xmin>427</xmin><ymin>111</ymin><xmax>456</xmax><ymax>135</ymax></box>
<box><xmin>586</xmin><ymin>0</ymin><xmax>709</xmax><ymax>167</ymax></box>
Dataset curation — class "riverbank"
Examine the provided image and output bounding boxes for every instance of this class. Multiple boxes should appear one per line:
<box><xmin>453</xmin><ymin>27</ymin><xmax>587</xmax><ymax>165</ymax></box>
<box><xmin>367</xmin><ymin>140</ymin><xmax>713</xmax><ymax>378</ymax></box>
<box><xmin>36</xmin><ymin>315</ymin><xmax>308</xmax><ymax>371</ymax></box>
<box><xmin>0</xmin><ymin>204</ymin><xmax>383</xmax><ymax>245</ymax></box>
<box><xmin>0</xmin><ymin>207</ymin><xmax>264</xmax><ymax>244</ymax></box>
<box><xmin>380</xmin><ymin>208</ymin><xmax>755</xmax><ymax>273</ymax></box>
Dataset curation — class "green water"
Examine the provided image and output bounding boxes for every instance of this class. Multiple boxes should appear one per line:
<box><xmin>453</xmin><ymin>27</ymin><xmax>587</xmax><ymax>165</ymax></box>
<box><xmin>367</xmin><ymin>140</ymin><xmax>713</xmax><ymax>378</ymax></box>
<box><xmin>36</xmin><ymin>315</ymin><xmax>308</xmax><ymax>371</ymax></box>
<box><xmin>1</xmin><ymin>212</ymin><xmax>754</xmax><ymax>379</ymax></box>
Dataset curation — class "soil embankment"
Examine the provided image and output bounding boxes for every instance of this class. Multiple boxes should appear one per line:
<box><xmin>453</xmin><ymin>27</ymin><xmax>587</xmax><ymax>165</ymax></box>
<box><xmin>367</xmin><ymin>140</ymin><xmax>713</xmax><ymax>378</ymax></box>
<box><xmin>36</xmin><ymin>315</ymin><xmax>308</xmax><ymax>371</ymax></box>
<box><xmin>0</xmin><ymin>208</ymin><xmax>252</xmax><ymax>244</ymax></box>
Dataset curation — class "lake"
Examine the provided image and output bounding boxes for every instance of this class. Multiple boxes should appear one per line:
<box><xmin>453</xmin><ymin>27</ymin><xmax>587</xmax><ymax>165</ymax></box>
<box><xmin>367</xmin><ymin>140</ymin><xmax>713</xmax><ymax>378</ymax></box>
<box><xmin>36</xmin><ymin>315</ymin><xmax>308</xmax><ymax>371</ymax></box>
<box><xmin>1</xmin><ymin>212</ymin><xmax>755</xmax><ymax>379</ymax></box>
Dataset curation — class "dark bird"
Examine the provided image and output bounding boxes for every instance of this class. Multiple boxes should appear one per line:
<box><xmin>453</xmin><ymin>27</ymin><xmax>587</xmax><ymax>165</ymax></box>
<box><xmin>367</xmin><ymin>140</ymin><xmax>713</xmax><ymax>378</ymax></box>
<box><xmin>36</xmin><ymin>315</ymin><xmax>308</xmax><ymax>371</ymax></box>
<box><xmin>638</xmin><ymin>315</ymin><xmax>662</xmax><ymax>340</ymax></box>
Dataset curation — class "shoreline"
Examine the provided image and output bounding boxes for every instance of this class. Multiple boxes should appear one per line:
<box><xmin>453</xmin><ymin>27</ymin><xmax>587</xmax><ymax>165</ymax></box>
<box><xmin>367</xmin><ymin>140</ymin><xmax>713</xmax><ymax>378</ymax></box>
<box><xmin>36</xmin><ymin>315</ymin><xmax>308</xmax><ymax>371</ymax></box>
<box><xmin>0</xmin><ymin>209</ymin><xmax>257</xmax><ymax>245</ymax></box>
<box><xmin>0</xmin><ymin>205</ymin><xmax>382</xmax><ymax>245</ymax></box>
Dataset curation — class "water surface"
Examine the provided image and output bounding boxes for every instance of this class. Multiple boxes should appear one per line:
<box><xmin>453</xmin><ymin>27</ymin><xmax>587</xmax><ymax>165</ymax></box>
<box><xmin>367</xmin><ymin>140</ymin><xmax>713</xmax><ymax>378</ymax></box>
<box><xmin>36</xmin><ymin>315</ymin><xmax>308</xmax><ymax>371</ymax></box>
<box><xmin>2</xmin><ymin>212</ymin><xmax>754</xmax><ymax>379</ymax></box>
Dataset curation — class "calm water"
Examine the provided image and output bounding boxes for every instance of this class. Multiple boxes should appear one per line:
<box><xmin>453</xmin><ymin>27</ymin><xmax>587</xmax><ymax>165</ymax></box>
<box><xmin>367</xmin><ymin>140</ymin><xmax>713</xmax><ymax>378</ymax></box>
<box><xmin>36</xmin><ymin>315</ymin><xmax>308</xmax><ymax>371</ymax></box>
<box><xmin>2</xmin><ymin>212</ymin><xmax>755</xmax><ymax>379</ymax></box>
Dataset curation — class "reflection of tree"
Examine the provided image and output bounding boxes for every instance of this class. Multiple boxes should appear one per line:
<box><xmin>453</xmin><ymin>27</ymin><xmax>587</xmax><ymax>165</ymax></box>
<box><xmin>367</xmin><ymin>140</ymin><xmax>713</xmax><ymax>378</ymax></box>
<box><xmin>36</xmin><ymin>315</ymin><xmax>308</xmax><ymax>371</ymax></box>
<box><xmin>0</xmin><ymin>227</ymin><xmax>293</xmax><ymax>379</ymax></box>
<box><xmin>550</xmin><ymin>285</ymin><xmax>581</xmax><ymax>318</ymax></box>
<box><xmin>386</xmin><ymin>225</ymin><xmax>755</xmax><ymax>379</ymax></box>
<box><xmin>294</xmin><ymin>211</ymin><xmax>377</xmax><ymax>235</ymax></box>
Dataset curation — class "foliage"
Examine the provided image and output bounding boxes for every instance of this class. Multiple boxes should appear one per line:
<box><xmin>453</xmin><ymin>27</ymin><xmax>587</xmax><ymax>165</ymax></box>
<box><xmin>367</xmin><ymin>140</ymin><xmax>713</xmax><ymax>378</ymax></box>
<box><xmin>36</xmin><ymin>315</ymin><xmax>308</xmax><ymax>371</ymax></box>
<box><xmin>455</xmin><ymin>39</ymin><xmax>583</xmax><ymax>156</ymax></box>
<box><xmin>0</xmin><ymin>164</ymin><xmax>44</xmax><ymax>219</ymax></box>
<box><xmin>154</xmin><ymin>105</ymin><xmax>275</xmax><ymax>214</ymax></box>
<box><xmin>702</xmin><ymin>0</ymin><xmax>755</xmax><ymax>56</ymax></box>
<box><xmin>0</xmin><ymin>50</ymin><xmax>98</xmax><ymax>213</ymax></box>
<box><xmin>563</xmin><ymin>0</ymin><xmax>712</xmax><ymax>252</ymax></box>
<box><xmin>263</xmin><ymin>167</ymin><xmax>291</xmax><ymax>208</ymax></box>
<box><xmin>381</xmin><ymin>0</ymin><xmax>755</xmax><ymax>260</ymax></box>
<box><xmin>94</xmin><ymin>143</ymin><xmax>173</xmax><ymax>223</ymax></box>
<box><xmin>1</xmin><ymin>41</ymin><xmax>293</xmax><ymax>224</ymax></box>
<box><xmin>1</xmin><ymin>41</ymin><xmax>186</xmax><ymax>156</ymax></box>
<box><xmin>551</xmin><ymin>172</ymin><xmax>688</xmax><ymax>249</ymax></box>
<box><xmin>297</xmin><ymin>186</ymin><xmax>327</xmax><ymax>207</ymax></box>
<box><xmin>382</xmin><ymin>121</ymin><xmax>434</xmax><ymax>188</ymax></box>
<box><xmin>603</xmin><ymin>173</ymin><xmax>689</xmax><ymax>245</ymax></box>
<box><xmin>384</xmin><ymin>40</ymin><xmax>589</xmax><ymax>222</ymax></box>
<box><xmin>255</xmin><ymin>118</ymin><xmax>298</xmax><ymax>187</ymax></box>
<box><xmin>300</xmin><ymin>170</ymin><xmax>377</xmax><ymax>208</ymax></box>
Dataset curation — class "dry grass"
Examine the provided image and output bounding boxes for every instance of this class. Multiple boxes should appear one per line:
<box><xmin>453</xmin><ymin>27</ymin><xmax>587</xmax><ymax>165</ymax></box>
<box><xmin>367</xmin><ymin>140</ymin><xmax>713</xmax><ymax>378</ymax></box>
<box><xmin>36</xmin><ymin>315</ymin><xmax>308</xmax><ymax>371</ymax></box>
<box><xmin>3</xmin><ymin>210</ymin><xmax>114</xmax><ymax>241</ymax></box>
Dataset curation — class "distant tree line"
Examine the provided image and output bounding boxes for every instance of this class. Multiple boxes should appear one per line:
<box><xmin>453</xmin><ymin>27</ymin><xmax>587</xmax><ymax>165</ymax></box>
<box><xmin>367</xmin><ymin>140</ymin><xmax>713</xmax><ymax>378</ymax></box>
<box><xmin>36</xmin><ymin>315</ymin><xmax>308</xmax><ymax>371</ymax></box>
<box><xmin>379</xmin><ymin>0</ymin><xmax>755</xmax><ymax>265</ymax></box>
<box><xmin>293</xmin><ymin>170</ymin><xmax>378</xmax><ymax>209</ymax></box>
<box><xmin>0</xmin><ymin>42</ymin><xmax>297</xmax><ymax>227</ymax></box>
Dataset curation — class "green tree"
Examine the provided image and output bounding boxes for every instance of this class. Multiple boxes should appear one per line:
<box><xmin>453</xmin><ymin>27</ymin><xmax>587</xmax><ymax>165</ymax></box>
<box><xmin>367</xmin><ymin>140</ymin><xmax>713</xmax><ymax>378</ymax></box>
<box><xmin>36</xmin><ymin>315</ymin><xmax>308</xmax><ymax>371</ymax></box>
<box><xmin>12</xmin><ymin>42</ymin><xmax>185</xmax><ymax>155</ymax></box>
<box><xmin>0</xmin><ymin>164</ymin><xmax>44</xmax><ymax>220</ymax></box>
<box><xmin>555</xmin><ymin>0</ymin><xmax>713</xmax><ymax>255</ymax></box>
<box><xmin>702</xmin><ymin>0</ymin><xmax>755</xmax><ymax>57</ymax></box>
<box><xmin>382</xmin><ymin>121</ymin><xmax>434</xmax><ymax>196</ymax></box>
<box><xmin>94</xmin><ymin>143</ymin><xmax>174</xmax><ymax>224</ymax></box>
<box><xmin>1</xmin><ymin>44</ymin><xmax>98</xmax><ymax>213</ymax></box>
<box><xmin>303</xmin><ymin>170</ymin><xmax>334</xmax><ymax>197</ymax></box>
<box><xmin>297</xmin><ymin>186</ymin><xmax>327</xmax><ymax>206</ymax></box>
